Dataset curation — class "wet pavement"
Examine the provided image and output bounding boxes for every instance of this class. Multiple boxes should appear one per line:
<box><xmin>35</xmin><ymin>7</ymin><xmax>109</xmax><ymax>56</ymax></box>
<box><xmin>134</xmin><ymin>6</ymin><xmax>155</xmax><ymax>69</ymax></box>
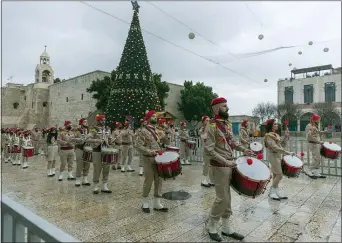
<box><xmin>2</xmin><ymin>155</ymin><xmax>341</xmax><ymax>242</ymax></box>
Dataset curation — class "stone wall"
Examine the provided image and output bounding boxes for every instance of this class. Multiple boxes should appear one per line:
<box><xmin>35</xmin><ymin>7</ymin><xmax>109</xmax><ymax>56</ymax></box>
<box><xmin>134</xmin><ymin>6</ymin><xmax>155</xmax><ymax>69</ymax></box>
<box><xmin>1</xmin><ymin>86</ymin><xmax>26</xmax><ymax>127</ymax></box>
<box><xmin>48</xmin><ymin>70</ymin><xmax>111</xmax><ymax>127</ymax></box>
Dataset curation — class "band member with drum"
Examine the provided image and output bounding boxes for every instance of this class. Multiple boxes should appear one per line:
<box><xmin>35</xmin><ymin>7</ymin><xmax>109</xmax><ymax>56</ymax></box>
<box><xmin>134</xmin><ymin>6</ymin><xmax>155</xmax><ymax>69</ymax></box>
<box><xmin>46</xmin><ymin>127</ymin><xmax>58</xmax><ymax>177</ymax></box>
<box><xmin>264</xmin><ymin>118</ymin><xmax>293</xmax><ymax>200</ymax></box>
<box><xmin>239</xmin><ymin>120</ymin><xmax>250</xmax><ymax>149</ymax></box>
<box><xmin>21</xmin><ymin>131</ymin><xmax>32</xmax><ymax>169</ymax></box>
<box><xmin>90</xmin><ymin>114</ymin><xmax>112</xmax><ymax>194</ymax></box>
<box><xmin>204</xmin><ymin>97</ymin><xmax>253</xmax><ymax>242</ymax></box>
<box><xmin>306</xmin><ymin>114</ymin><xmax>327</xmax><ymax>179</ymax></box>
<box><xmin>111</xmin><ymin>122</ymin><xmax>123</xmax><ymax>170</ymax></box>
<box><xmin>136</xmin><ymin>110</ymin><xmax>168</xmax><ymax>214</ymax></box>
<box><xmin>74</xmin><ymin>118</ymin><xmax>91</xmax><ymax>186</ymax></box>
<box><xmin>121</xmin><ymin>121</ymin><xmax>135</xmax><ymax>173</ymax></box>
<box><xmin>31</xmin><ymin>126</ymin><xmax>41</xmax><ymax>155</ymax></box>
<box><xmin>168</xmin><ymin>121</ymin><xmax>176</xmax><ymax>146</ymax></box>
<box><xmin>179</xmin><ymin>121</ymin><xmax>191</xmax><ymax>165</ymax></box>
<box><xmin>199</xmin><ymin>116</ymin><xmax>214</xmax><ymax>187</ymax></box>
<box><xmin>57</xmin><ymin>120</ymin><xmax>76</xmax><ymax>181</ymax></box>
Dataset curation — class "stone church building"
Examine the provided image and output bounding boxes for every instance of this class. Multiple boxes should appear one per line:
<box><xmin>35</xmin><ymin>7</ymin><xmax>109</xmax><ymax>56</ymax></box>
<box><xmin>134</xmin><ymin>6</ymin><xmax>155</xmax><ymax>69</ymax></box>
<box><xmin>1</xmin><ymin>48</ymin><xmax>184</xmax><ymax>129</ymax></box>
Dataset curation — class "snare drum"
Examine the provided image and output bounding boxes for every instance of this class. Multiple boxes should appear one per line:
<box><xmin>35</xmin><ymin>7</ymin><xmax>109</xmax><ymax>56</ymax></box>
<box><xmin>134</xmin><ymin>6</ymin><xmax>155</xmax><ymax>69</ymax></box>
<box><xmin>165</xmin><ymin>146</ymin><xmax>180</xmax><ymax>153</ymax></box>
<box><xmin>281</xmin><ymin>155</ymin><xmax>303</xmax><ymax>177</ymax></box>
<box><xmin>155</xmin><ymin>152</ymin><xmax>182</xmax><ymax>179</ymax></box>
<box><xmin>231</xmin><ymin>156</ymin><xmax>271</xmax><ymax>198</ymax></box>
<box><xmin>23</xmin><ymin>146</ymin><xmax>34</xmax><ymax>158</ymax></box>
<box><xmin>83</xmin><ymin>146</ymin><xmax>93</xmax><ymax>163</ymax></box>
<box><xmin>187</xmin><ymin>141</ymin><xmax>196</xmax><ymax>150</ymax></box>
<box><xmin>13</xmin><ymin>145</ymin><xmax>21</xmax><ymax>153</ymax></box>
<box><xmin>250</xmin><ymin>142</ymin><xmax>263</xmax><ymax>153</ymax></box>
<box><xmin>101</xmin><ymin>148</ymin><xmax>118</xmax><ymax>165</ymax></box>
<box><xmin>320</xmin><ymin>142</ymin><xmax>341</xmax><ymax>160</ymax></box>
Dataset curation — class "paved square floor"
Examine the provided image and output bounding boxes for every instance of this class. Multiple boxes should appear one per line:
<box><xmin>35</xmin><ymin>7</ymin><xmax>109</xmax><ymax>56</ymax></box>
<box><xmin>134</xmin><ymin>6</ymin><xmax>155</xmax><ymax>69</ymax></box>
<box><xmin>2</xmin><ymin>155</ymin><xmax>341</xmax><ymax>242</ymax></box>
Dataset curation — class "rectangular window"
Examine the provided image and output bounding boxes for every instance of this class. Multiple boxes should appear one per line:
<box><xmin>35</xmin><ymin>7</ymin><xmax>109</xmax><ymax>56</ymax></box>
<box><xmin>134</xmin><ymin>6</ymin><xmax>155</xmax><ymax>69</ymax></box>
<box><xmin>66</xmin><ymin>97</ymin><xmax>68</xmax><ymax>102</ymax></box>
<box><xmin>325</xmin><ymin>82</ymin><xmax>336</xmax><ymax>102</ymax></box>
<box><xmin>303</xmin><ymin>84</ymin><xmax>313</xmax><ymax>103</ymax></box>
<box><xmin>81</xmin><ymin>94</ymin><xmax>84</xmax><ymax>100</ymax></box>
<box><xmin>284</xmin><ymin>86</ymin><xmax>293</xmax><ymax>104</ymax></box>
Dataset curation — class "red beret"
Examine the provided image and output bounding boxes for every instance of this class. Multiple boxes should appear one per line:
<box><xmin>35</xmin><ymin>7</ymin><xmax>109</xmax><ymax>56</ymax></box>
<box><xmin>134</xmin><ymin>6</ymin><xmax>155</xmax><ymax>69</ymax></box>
<box><xmin>140</xmin><ymin>119</ymin><xmax>144</xmax><ymax>123</ymax></box>
<box><xmin>241</xmin><ymin>120</ymin><xmax>248</xmax><ymax>127</ymax></box>
<box><xmin>265</xmin><ymin>119</ymin><xmax>275</xmax><ymax>126</ymax></box>
<box><xmin>180</xmin><ymin>121</ymin><xmax>186</xmax><ymax>127</ymax></box>
<box><xmin>144</xmin><ymin>110</ymin><xmax>155</xmax><ymax>121</ymax></box>
<box><xmin>211</xmin><ymin>97</ymin><xmax>227</xmax><ymax>106</ymax></box>
<box><xmin>79</xmin><ymin>118</ymin><xmax>86</xmax><ymax>125</ymax></box>
<box><xmin>125</xmin><ymin>121</ymin><xmax>130</xmax><ymax>126</ymax></box>
<box><xmin>283</xmin><ymin>120</ymin><xmax>289</xmax><ymax>126</ymax></box>
<box><xmin>311</xmin><ymin>114</ymin><xmax>320</xmax><ymax>121</ymax></box>
<box><xmin>158</xmin><ymin>119</ymin><xmax>166</xmax><ymax>125</ymax></box>
<box><xmin>64</xmin><ymin>120</ymin><xmax>71</xmax><ymax>126</ymax></box>
<box><xmin>96</xmin><ymin>114</ymin><xmax>105</xmax><ymax>121</ymax></box>
<box><xmin>202</xmin><ymin>116</ymin><xmax>209</xmax><ymax>123</ymax></box>
<box><xmin>115</xmin><ymin>122</ymin><xmax>122</xmax><ymax>128</ymax></box>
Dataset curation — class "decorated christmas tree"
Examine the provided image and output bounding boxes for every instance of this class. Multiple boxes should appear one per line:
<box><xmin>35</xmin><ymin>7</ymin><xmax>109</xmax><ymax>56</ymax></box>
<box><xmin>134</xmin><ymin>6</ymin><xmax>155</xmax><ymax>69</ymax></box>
<box><xmin>105</xmin><ymin>1</ymin><xmax>161</xmax><ymax>127</ymax></box>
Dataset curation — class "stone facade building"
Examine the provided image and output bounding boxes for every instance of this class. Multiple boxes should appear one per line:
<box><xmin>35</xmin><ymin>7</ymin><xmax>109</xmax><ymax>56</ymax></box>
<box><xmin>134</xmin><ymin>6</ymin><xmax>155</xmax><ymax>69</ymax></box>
<box><xmin>1</xmin><ymin>48</ymin><xmax>184</xmax><ymax>129</ymax></box>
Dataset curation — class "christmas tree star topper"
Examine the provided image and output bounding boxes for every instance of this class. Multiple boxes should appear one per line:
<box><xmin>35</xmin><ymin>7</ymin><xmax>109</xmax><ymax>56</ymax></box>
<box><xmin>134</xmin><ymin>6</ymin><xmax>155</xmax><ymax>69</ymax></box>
<box><xmin>131</xmin><ymin>1</ymin><xmax>140</xmax><ymax>13</ymax></box>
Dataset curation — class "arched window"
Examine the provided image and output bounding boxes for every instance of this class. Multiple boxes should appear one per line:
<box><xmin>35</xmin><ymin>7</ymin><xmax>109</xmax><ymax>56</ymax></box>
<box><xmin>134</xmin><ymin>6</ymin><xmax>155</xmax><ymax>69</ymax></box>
<box><xmin>43</xmin><ymin>102</ymin><xmax>48</xmax><ymax>107</ymax></box>
<box><xmin>13</xmin><ymin>102</ymin><xmax>19</xmax><ymax>109</ymax></box>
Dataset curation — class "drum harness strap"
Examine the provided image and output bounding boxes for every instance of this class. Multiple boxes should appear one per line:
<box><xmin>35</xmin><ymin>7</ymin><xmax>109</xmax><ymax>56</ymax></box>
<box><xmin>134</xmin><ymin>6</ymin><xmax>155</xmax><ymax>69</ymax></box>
<box><xmin>214</xmin><ymin>119</ymin><xmax>236</xmax><ymax>150</ymax></box>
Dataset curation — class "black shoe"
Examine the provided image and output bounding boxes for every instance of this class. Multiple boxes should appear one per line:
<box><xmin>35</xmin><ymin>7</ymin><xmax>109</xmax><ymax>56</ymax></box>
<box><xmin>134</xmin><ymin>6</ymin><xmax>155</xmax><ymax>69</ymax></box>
<box><xmin>75</xmin><ymin>184</ymin><xmax>81</xmax><ymax>187</ymax></box>
<box><xmin>101</xmin><ymin>189</ymin><xmax>112</xmax><ymax>193</ymax></box>
<box><xmin>278</xmin><ymin>196</ymin><xmax>288</xmax><ymax>200</ymax></box>
<box><xmin>127</xmin><ymin>169</ymin><xmax>135</xmax><ymax>172</ymax></box>
<box><xmin>153</xmin><ymin>207</ymin><xmax>169</xmax><ymax>212</ymax></box>
<box><xmin>23</xmin><ymin>166</ymin><xmax>28</xmax><ymax>169</ymax></box>
<box><xmin>139</xmin><ymin>173</ymin><xmax>143</xmax><ymax>176</ymax></box>
<box><xmin>58</xmin><ymin>179</ymin><xmax>62</xmax><ymax>181</ymax></box>
<box><xmin>67</xmin><ymin>177</ymin><xmax>76</xmax><ymax>180</ymax></box>
<box><xmin>208</xmin><ymin>233</ymin><xmax>222</xmax><ymax>242</ymax></box>
<box><xmin>142</xmin><ymin>206</ymin><xmax>150</xmax><ymax>213</ymax></box>
<box><xmin>112</xmin><ymin>166</ymin><xmax>116</xmax><ymax>170</ymax></box>
<box><xmin>222</xmin><ymin>231</ymin><xmax>245</xmax><ymax>241</ymax></box>
<box><xmin>82</xmin><ymin>182</ymin><xmax>91</xmax><ymax>186</ymax></box>
<box><xmin>117</xmin><ymin>165</ymin><xmax>121</xmax><ymax>169</ymax></box>
<box><xmin>209</xmin><ymin>183</ymin><xmax>215</xmax><ymax>186</ymax></box>
<box><xmin>201</xmin><ymin>183</ymin><xmax>211</xmax><ymax>188</ymax></box>
<box><xmin>93</xmin><ymin>190</ymin><xmax>99</xmax><ymax>194</ymax></box>
<box><xmin>318</xmin><ymin>175</ymin><xmax>326</xmax><ymax>178</ymax></box>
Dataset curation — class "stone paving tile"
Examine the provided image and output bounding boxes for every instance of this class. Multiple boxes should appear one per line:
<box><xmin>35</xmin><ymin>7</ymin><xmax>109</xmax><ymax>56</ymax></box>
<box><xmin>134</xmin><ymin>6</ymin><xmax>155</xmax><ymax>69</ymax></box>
<box><xmin>2</xmin><ymin>155</ymin><xmax>341</xmax><ymax>242</ymax></box>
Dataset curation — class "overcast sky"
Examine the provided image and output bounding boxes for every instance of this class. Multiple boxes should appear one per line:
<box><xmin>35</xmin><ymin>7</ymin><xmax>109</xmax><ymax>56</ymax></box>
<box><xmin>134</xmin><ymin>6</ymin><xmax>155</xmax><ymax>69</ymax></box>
<box><xmin>2</xmin><ymin>1</ymin><xmax>341</xmax><ymax>115</ymax></box>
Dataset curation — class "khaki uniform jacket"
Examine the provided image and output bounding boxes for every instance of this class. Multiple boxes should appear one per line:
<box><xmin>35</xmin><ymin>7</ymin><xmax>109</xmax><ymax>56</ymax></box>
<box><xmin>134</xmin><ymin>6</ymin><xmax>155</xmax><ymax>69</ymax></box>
<box><xmin>136</xmin><ymin>125</ymin><xmax>161</xmax><ymax>156</ymax></box>
<box><xmin>264</xmin><ymin>132</ymin><xmax>288</xmax><ymax>153</ymax></box>
<box><xmin>57</xmin><ymin>131</ymin><xmax>75</xmax><ymax>148</ymax></box>
<box><xmin>239</xmin><ymin>127</ymin><xmax>250</xmax><ymax>148</ymax></box>
<box><xmin>179</xmin><ymin>129</ymin><xmax>189</xmax><ymax>142</ymax></box>
<box><xmin>31</xmin><ymin>131</ymin><xmax>41</xmax><ymax>142</ymax></box>
<box><xmin>204</xmin><ymin>119</ymin><xmax>246</xmax><ymax>165</ymax></box>
<box><xmin>306</xmin><ymin>123</ymin><xmax>322</xmax><ymax>144</ymax></box>
<box><xmin>121</xmin><ymin>128</ymin><xmax>133</xmax><ymax>144</ymax></box>
<box><xmin>112</xmin><ymin>129</ymin><xmax>122</xmax><ymax>145</ymax></box>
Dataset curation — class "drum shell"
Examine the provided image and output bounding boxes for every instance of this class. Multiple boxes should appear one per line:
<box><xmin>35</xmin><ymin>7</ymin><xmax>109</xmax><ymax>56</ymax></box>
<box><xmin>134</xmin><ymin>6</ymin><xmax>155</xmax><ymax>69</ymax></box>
<box><xmin>231</xmin><ymin>167</ymin><xmax>270</xmax><ymax>198</ymax></box>
<box><xmin>13</xmin><ymin>145</ymin><xmax>21</xmax><ymax>153</ymax></box>
<box><xmin>187</xmin><ymin>142</ymin><xmax>196</xmax><ymax>150</ymax></box>
<box><xmin>165</xmin><ymin>146</ymin><xmax>179</xmax><ymax>153</ymax></box>
<box><xmin>101</xmin><ymin>151</ymin><xmax>118</xmax><ymax>165</ymax></box>
<box><xmin>23</xmin><ymin>148</ymin><xmax>34</xmax><ymax>158</ymax></box>
<box><xmin>156</xmin><ymin>157</ymin><xmax>182</xmax><ymax>179</ymax></box>
<box><xmin>320</xmin><ymin>145</ymin><xmax>340</xmax><ymax>160</ymax></box>
<box><xmin>83</xmin><ymin>151</ymin><xmax>93</xmax><ymax>163</ymax></box>
<box><xmin>281</xmin><ymin>159</ymin><xmax>302</xmax><ymax>177</ymax></box>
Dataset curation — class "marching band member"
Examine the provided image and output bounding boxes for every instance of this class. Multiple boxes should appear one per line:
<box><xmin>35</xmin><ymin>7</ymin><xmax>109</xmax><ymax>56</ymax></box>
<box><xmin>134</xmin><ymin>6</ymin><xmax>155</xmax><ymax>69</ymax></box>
<box><xmin>204</xmin><ymin>97</ymin><xmax>253</xmax><ymax>242</ymax></box>
<box><xmin>306</xmin><ymin>114</ymin><xmax>327</xmax><ymax>179</ymax></box>
<box><xmin>121</xmin><ymin>121</ymin><xmax>135</xmax><ymax>172</ymax></box>
<box><xmin>264</xmin><ymin>119</ymin><xmax>293</xmax><ymax>200</ymax></box>
<box><xmin>31</xmin><ymin>126</ymin><xmax>41</xmax><ymax>155</ymax></box>
<box><xmin>282</xmin><ymin>121</ymin><xmax>290</xmax><ymax>148</ymax></box>
<box><xmin>168</xmin><ymin>121</ymin><xmax>176</xmax><ymax>146</ymax></box>
<box><xmin>199</xmin><ymin>116</ymin><xmax>214</xmax><ymax>187</ymax></box>
<box><xmin>137</xmin><ymin>119</ymin><xmax>147</xmax><ymax>176</ymax></box>
<box><xmin>239</xmin><ymin>120</ymin><xmax>250</xmax><ymax>149</ymax></box>
<box><xmin>46</xmin><ymin>127</ymin><xmax>58</xmax><ymax>176</ymax></box>
<box><xmin>1</xmin><ymin>129</ymin><xmax>5</xmax><ymax>160</ymax></box>
<box><xmin>136</xmin><ymin>110</ymin><xmax>168</xmax><ymax>213</ymax></box>
<box><xmin>11</xmin><ymin>129</ymin><xmax>21</xmax><ymax>166</ymax></box>
<box><xmin>74</xmin><ymin>118</ymin><xmax>91</xmax><ymax>186</ymax></box>
<box><xmin>21</xmin><ymin>131</ymin><xmax>33</xmax><ymax>169</ymax></box>
<box><xmin>179</xmin><ymin>121</ymin><xmax>191</xmax><ymax>165</ymax></box>
<box><xmin>2</xmin><ymin>129</ymin><xmax>10</xmax><ymax>163</ymax></box>
<box><xmin>111</xmin><ymin>122</ymin><xmax>123</xmax><ymax>170</ymax></box>
<box><xmin>159</xmin><ymin>119</ymin><xmax>171</xmax><ymax>147</ymax></box>
<box><xmin>57</xmin><ymin>121</ymin><xmax>76</xmax><ymax>181</ymax></box>
<box><xmin>89</xmin><ymin>114</ymin><xmax>112</xmax><ymax>194</ymax></box>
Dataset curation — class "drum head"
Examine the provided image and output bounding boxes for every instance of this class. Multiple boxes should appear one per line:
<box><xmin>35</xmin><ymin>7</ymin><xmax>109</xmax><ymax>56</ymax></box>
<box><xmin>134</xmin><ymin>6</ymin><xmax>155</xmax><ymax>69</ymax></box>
<box><xmin>250</xmin><ymin>142</ymin><xmax>263</xmax><ymax>152</ymax></box>
<box><xmin>323</xmin><ymin>142</ymin><xmax>342</xmax><ymax>152</ymax></box>
<box><xmin>155</xmin><ymin>152</ymin><xmax>179</xmax><ymax>163</ymax></box>
<box><xmin>283</xmin><ymin>155</ymin><xmax>303</xmax><ymax>168</ymax></box>
<box><xmin>236</xmin><ymin>156</ymin><xmax>270</xmax><ymax>181</ymax></box>
<box><xmin>23</xmin><ymin>146</ymin><xmax>34</xmax><ymax>149</ymax></box>
<box><xmin>167</xmin><ymin>146</ymin><xmax>179</xmax><ymax>150</ymax></box>
<box><xmin>84</xmin><ymin>146</ymin><xmax>92</xmax><ymax>151</ymax></box>
<box><xmin>102</xmin><ymin>148</ymin><xmax>118</xmax><ymax>153</ymax></box>
<box><xmin>188</xmin><ymin>141</ymin><xmax>196</xmax><ymax>144</ymax></box>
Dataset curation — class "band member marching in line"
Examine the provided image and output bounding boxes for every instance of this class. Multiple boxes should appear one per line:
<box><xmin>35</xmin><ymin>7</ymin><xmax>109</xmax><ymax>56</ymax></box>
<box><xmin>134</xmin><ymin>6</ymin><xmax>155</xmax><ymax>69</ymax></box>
<box><xmin>305</xmin><ymin>114</ymin><xmax>327</xmax><ymax>179</ymax></box>
<box><xmin>57</xmin><ymin>120</ymin><xmax>76</xmax><ymax>181</ymax></box>
<box><xmin>21</xmin><ymin>131</ymin><xmax>32</xmax><ymax>169</ymax></box>
<box><xmin>160</xmin><ymin>119</ymin><xmax>172</xmax><ymax>147</ymax></box>
<box><xmin>2</xmin><ymin>129</ymin><xmax>11</xmax><ymax>163</ymax></box>
<box><xmin>137</xmin><ymin>119</ymin><xmax>147</xmax><ymax>176</ymax></box>
<box><xmin>73</xmin><ymin>118</ymin><xmax>91</xmax><ymax>187</ymax></box>
<box><xmin>282</xmin><ymin>121</ymin><xmax>290</xmax><ymax>148</ymax></box>
<box><xmin>111</xmin><ymin>122</ymin><xmax>123</xmax><ymax>170</ymax></box>
<box><xmin>89</xmin><ymin>114</ymin><xmax>112</xmax><ymax>194</ymax></box>
<box><xmin>11</xmin><ymin>129</ymin><xmax>21</xmax><ymax>166</ymax></box>
<box><xmin>239</xmin><ymin>120</ymin><xmax>250</xmax><ymax>149</ymax></box>
<box><xmin>167</xmin><ymin>121</ymin><xmax>176</xmax><ymax>146</ymax></box>
<box><xmin>1</xmin><ymin>129</ymin><xmax>6</xmax><ymax>160</ymax></box>
<box><xmin>46</xmin><ymin>127</ymin><xmax>58</xmax><ymax>177</ymax></box>
<box><xmin>199</xmin><ymin>116</ymin><xmax>214</xmax><ymax>187</ymax></box>
<box><xmin>121</xmin><ymin>121</ymin><xmax>135</xmax><ymax>173</ymax></box>
<box><xmin>31</xmin><ymin>126</ymin><xmax>41</xmax><ymax>155</ymax></box>
<box><xmin>204</xmin><ymin>97</ymin><xmax>253</xmax><ymax>242</ymax></box>
<box><xmin>179</xmin><ymin>121</ymin><xmax>191</xmax><ymax>165</ymax></box>
<box><xmin>136</xmin><ymin>110</ymin><xmax>168</xmax><ymax>213</ymax></box>
<box><xmin>264</xmin><ymin>119</ymin><xmax>293</xmax><ymax>200</ymax></box>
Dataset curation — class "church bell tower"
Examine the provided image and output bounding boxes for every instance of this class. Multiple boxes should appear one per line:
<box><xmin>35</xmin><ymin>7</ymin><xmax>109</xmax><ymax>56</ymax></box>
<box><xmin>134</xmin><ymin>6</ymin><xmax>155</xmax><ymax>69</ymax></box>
<box><xmin>35</xmin><ymin>46</ymin><xmax>54</xmax><ymax>84</ymax></box>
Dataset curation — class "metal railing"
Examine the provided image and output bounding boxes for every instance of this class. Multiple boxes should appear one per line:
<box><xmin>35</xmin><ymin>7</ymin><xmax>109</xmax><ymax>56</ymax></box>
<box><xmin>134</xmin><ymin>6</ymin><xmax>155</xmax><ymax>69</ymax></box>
<box><xmin>134</xmin><ymin>135</ymin><xmax>341</xmax><ymax>177</ymax></box>
<box><xmin>1</xmin><ymin>195</ymin><xmax>79</xmax><ymax>243</ymax></box>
